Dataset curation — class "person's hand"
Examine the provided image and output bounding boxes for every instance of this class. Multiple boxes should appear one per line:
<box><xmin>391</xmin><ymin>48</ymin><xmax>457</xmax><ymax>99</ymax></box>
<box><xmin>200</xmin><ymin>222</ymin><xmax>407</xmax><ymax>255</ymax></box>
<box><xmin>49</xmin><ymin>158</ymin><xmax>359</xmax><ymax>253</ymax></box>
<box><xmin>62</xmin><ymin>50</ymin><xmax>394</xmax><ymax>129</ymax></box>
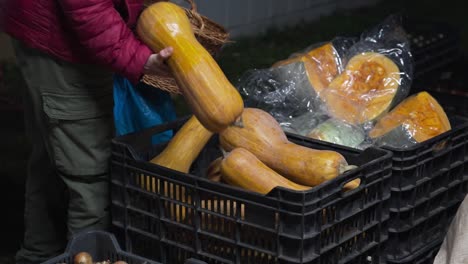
<box><xmin>143</xmin><ymin>46</ymin><xmax>174</xmax><ymax>77</ymax></box>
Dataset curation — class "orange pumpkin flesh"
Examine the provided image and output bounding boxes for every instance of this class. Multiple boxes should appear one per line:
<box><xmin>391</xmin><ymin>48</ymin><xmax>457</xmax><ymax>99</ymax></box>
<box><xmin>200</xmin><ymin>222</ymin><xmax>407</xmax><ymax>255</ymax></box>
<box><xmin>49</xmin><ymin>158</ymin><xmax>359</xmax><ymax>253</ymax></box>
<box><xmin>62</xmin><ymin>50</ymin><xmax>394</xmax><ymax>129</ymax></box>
<box><xmin>137</xmin><ymin>2</ymin><xmax>244</xmax><ymax>132</ymax></box>
<box><xmin>322</xmin><ymin>52</ymin><xmax>401</xmax><ymax>124</ymax></box>
<box><xmin>369</xmin><ymin>91</ymin><xmax>451</xmax><ymax>144</ymax></box>
<box><xmin>273</xmin><ymin>42</ymin><xmax>340</xmax><ymax>94</ymax></box>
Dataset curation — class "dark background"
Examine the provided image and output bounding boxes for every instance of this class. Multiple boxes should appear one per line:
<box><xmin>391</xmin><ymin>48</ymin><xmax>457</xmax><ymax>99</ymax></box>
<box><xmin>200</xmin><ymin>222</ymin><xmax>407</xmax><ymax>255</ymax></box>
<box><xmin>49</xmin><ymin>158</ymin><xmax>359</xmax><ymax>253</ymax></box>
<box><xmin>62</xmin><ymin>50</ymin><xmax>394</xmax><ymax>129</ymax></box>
<box><xmin>1</xmin><ymin>0</ymin><xmax>467</xmax><ymax>263</ymax></box>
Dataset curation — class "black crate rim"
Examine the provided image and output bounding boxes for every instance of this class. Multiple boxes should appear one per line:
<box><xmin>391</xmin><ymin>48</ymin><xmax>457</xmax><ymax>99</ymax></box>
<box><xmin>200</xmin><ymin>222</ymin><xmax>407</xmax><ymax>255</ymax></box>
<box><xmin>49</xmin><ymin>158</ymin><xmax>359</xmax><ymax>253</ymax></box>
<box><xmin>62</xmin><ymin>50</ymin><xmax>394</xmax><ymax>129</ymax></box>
<box><xmin>387</xmin><ymin>239</ymin><xmax>443</xmax><ymax>263</ymax></box>
<box><xmin>111</xmin><ymin>116</ymin><xmax>393</xmax><ymax>203</ymax></box>
<box><xmin>110</xmin><ymin>117</ymin><xmax>392</xmax><ymax>264</ymax></box>
<box><xmin>380</xmin><ymin>115</ymin><xmax>468</xmax><ymax>152</ymax></box>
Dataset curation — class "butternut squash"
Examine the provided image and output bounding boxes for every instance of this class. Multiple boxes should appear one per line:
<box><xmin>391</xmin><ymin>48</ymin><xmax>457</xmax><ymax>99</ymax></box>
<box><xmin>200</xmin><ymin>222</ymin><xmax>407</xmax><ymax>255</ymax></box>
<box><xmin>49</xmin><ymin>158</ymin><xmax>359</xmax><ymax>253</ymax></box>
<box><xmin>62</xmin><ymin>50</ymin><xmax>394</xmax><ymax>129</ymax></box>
<box><xmin>137</xmin><ymin>2</ymin><xmax>244</xmax><ymax>132</ymax></box>
<box><xmin>148</xmin><ymin>116</ymin><xmax>213</xmax><ymax>222</ymax></box>
<box><xmin>150</xmin><ymin>116</ymin><xmax>213</xmax><ymax>172</ymax></box>
<box><xmin>221</xmin><ymin>148</ymin><xmax>311</xmax><ymax>194</ymax></box>
<box><xmin>219</xmin><ymin>108</ymin><xmax>359</xmax><ymax>189</ymax></box>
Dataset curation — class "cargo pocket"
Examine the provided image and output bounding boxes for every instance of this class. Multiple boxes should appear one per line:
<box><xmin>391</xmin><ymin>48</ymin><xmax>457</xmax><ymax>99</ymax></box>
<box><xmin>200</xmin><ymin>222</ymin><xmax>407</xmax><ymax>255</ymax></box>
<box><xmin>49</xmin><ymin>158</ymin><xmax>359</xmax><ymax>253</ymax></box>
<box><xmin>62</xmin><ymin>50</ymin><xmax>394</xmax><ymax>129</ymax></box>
<box><xmin>42</xmin><ymin>92</ymin><xmax>114</xmax><ymax>177</ymax></box>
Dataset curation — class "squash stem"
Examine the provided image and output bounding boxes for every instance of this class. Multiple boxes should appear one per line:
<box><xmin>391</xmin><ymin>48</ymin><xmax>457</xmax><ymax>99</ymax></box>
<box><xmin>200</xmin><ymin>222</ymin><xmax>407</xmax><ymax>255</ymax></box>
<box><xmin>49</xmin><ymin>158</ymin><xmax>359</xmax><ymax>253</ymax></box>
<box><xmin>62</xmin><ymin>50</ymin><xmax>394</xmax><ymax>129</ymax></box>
<box><xmin>219</xmin><ymin>146</ymin><xmax>229</xmax><ymax>158</ymax></box>
<box><xmin>340</xmin><ymin>165</ymin><xmax>358</xmax><ymax>174</ymax></box>
<box><xmin>232</xmin><ymin>116</ymin><xmax>244</xmax><ymax>128</ymax></box>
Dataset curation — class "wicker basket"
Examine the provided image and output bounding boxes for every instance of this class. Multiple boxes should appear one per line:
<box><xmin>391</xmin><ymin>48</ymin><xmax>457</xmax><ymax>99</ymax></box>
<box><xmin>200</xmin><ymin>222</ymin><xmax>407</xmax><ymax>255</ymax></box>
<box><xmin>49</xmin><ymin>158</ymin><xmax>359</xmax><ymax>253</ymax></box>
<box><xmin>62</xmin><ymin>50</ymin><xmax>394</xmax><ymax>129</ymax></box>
<box><xmin>141</xmin><ymin>0</ymin><xmax>230</xmax><ymax>94</ymax></box>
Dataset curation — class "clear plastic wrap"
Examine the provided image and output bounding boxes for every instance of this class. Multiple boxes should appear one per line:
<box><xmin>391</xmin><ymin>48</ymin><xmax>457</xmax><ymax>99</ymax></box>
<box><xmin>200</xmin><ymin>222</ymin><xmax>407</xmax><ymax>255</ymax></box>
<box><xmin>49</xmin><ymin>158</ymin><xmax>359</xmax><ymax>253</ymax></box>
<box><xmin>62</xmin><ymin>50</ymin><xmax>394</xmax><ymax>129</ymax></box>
<box><xmin>279</xmin><ymin>111</ymin><xmax>329</xmax><ymax>136</ymax></box>
<box><xmin>238</xmin><ymin>61</ymin><xmax>321</xmax><ymax>123</ymax></box>
<box><xmin>307</xmin><ymin>119</ymin><xmax>366</xmax><ymax>149</ymax></box>
<box><xmin>237</xmin><ymin>37</ymin><xmax>356</xmax><ymax>123</ymax></box>
<box><xmin>368</xmin><ymin>91</ymin><xmax>452</xmax><ymax>149</ymax></box>
<box><xmin>319</xmin><ymin>15</ymin><xmax>414</xmax><ymax>126</ymax></box>
<box><xmin>272</xmin><ymin>37</ymin><xmax>356</xmax><ymax>95</ymax></box>
<box><xmin>236</xmin><ymin>15</ymin><xmax>454</xmax><ymax>150</ymax></box>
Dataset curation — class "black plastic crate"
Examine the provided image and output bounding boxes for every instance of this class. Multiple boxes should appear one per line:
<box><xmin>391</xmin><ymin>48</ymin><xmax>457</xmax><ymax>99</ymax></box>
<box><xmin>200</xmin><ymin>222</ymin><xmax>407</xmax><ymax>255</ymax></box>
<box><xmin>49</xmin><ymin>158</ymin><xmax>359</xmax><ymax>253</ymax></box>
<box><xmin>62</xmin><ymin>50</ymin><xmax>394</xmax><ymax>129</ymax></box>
<box><xmin>110</xmin><ymin>117</ymin><xmax>392</xmax><ymax>264</ymax></box>
<box><xmin>403</xmin><ymin>19</ymin><xmax>461</xmax><ymax>80</ymax></box>
<box><xmin>387</xmin><ymin>242</ymin><xmax>442</xmax><ymax>264</ymax></box>
<box><xmin>425</xmin><ymin>91</ymin><xmax>468</xmax><ymax>118</ymax></box>
<box><xmin>384</xmin><ymin>116</ymin><xmax>468</xmax><ymax>261</ymax></box>
<box><xmin>41</xmin><ymin>230</ymin><xmax>204</xmax><ymax>264</ymax></box>
<box><xmin>387</xmin><ymin>199</ymin><xmax>462</xmax><ymax>261</ymax></box>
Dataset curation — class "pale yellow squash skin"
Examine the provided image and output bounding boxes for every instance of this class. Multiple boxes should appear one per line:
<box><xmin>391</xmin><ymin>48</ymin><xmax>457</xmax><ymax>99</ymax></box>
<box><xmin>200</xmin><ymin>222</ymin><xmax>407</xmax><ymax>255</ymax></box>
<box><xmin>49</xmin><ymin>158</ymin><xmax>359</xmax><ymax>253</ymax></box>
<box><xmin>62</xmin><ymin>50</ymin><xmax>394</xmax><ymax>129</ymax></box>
<box><xmin>145</xmin><ymin>116</ymin><xmax>213</xmax><ymax>222</ymax></box>
<box><xmin>220</xmin><ymin>108</ymin><xmax>359</xmax><ymax>189</ymax></box>
<box><xmin>137</xmin><ymin>2</ymin><xmax>244</xmax><ymax>132</ymax></box>
<box><xmin>150</xmin><ymin>115</ymin><xmax>213</xmax><ymax>172</ymax></box>
<box><xmin>221</xmin><ymin>148</ymin><xmax>311</xmax><ymax>194</ymax></box>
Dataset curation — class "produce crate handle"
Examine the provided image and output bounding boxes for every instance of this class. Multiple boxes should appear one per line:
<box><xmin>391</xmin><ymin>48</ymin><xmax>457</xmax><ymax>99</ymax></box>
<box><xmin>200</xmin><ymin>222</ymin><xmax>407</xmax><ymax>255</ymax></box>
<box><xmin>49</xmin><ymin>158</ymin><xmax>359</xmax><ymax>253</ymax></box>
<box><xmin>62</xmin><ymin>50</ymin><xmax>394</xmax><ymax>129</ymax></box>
<box><xmin>341</xmin><ymin>175</ymin><xmax>364</xmax><ymax>197</ymax></box>
<box><xmin>431</xmin><ymin>115</ymin><xmax>468</xmax><ymax>154</ymax></box>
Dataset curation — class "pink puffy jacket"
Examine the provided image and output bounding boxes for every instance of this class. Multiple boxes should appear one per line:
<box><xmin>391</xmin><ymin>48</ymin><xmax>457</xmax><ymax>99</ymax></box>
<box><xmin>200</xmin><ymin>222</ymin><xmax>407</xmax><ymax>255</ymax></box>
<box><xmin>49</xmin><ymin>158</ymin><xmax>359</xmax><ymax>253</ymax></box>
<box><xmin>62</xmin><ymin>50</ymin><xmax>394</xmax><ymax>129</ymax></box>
<box><xmin>1</xmin><ymin>0</ymin><xmax>153</xmax><ymax>84</ymax></box>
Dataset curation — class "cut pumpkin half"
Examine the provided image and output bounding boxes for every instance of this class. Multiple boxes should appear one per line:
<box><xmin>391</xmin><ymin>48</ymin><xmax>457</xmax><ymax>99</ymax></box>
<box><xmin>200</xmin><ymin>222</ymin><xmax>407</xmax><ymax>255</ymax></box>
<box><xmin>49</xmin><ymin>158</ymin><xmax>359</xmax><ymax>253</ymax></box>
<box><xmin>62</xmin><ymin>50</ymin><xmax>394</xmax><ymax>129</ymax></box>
<box><xmin>273</xmin><ymin>42</ymin><xmax>341</xmax><ymax>94</ymax></box>
<box><xmin>322</xmin><ymin>52</ymin><xmax>402</xmax><ymax>124</ymax></box>
<box><xmin>369</xmin><ymin>91</ymin><xmax>451</xmax><ymax>148</ymax></box>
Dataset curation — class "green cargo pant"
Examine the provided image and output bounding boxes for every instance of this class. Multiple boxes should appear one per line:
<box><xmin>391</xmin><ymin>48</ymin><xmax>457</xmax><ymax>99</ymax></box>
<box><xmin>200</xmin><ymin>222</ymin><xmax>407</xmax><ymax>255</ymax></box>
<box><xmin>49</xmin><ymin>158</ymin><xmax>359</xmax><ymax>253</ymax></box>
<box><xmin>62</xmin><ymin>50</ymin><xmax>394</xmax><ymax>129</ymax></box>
<box><xmin>13</xmin><ymin>40</ymin><xmax>115</xmax><ymax>264</ymax></box>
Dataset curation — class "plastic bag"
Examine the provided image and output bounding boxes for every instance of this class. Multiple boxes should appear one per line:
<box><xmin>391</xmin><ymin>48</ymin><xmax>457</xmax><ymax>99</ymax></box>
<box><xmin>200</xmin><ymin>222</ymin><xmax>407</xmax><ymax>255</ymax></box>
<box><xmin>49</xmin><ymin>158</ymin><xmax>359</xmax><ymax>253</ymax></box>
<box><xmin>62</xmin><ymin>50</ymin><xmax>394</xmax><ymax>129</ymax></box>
<box><xmin>238</xmin><ymin>61</ymin><xmax>321</xmax><ymax>123</ymax></box>
<box><xmin>319</xmin><ymin>15</ymin><xmax>414</xmax><ymax>127</ymax></box>
<box><xmin>236</xmin><ymin>15</ymin><xmax>416</xmax><ymax>150</ymax></box>
<box><xmin>113</xmin><ymin>75</ymin><xmax>177</xmax><ymax>144</ymax></box>
<box><xmin>307</xmin><ymin>118</ymin><xmax>367</xmax><ymax>149</ymax></box>
<box><xmin>279</xmin><ymin>111</ymin><xmax>329</xmax><ymax>136</ymax></box>
<box><xmin>368</xmin><ymin>91</ymin><xmax>451</xmax><ymax>149</ymax></box>
<box><xmin>237</xmin><ymin>37</ymin><xmax>356</xmax><ymax>123</ymax></box>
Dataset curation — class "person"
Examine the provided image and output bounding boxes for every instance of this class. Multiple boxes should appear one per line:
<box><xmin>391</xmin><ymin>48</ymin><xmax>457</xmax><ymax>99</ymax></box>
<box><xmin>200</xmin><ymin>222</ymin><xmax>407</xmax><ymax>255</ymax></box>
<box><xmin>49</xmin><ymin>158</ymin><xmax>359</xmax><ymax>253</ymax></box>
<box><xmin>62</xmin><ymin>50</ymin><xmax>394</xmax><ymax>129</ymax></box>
<box><xmin>433</xmin><ymin>195</ymin><xmax>468</xmax><ymax>264</ymax></box>
<box><xmin>1</xmin><ymin>0</ymin><xmax>173</xmax><ymax>263</ymax></box>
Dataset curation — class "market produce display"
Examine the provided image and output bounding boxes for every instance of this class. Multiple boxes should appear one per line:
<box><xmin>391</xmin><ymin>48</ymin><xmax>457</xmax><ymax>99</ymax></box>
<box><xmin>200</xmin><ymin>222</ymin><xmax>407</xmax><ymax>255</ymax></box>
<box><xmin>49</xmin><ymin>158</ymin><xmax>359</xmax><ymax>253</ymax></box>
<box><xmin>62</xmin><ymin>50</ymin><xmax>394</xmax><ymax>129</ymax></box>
<box><xmin>39</xmin><ymin>2</ymin><xmax>465</xmax><ymax>264</ymax></box>
<box><xmin>138</xmin><ymin>2</ymin><xmax>360</xmax><ymax>195</ymax></box>
<box><xmin>137</xmin><ymin>3</ymin><xmax>451</xmax><ymax>197</ymax></box>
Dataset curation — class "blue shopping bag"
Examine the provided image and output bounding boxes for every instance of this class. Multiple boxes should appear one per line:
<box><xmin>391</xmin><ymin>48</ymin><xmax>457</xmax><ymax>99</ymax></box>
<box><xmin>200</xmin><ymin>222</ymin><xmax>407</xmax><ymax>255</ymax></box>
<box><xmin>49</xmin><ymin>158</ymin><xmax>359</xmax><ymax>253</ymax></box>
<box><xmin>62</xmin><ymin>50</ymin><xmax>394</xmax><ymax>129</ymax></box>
<box><xmin>113</xmin><ymin>75</ymin><xmax>177</xmax><ymax>144</ymax></box>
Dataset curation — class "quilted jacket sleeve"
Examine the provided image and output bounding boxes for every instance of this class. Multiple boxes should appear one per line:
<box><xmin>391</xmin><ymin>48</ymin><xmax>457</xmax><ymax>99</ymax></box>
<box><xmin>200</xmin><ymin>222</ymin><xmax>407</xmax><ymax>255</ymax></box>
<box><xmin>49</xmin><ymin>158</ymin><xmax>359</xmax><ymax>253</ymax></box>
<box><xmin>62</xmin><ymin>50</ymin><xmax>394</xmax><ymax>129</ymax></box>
<box><xmin>57</xmin><ymin>0</ymin><xmax>152</xmax><ymax>84</ymax></box>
